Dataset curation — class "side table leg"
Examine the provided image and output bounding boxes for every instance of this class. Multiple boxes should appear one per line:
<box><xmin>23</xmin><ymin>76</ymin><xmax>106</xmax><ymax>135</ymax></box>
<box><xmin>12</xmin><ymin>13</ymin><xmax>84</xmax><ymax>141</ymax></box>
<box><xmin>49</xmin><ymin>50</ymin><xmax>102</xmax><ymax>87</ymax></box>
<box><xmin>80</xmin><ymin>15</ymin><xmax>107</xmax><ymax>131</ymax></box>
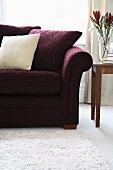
<box><xmin>95</xmin><ymin>68</ymin><xmax>102</xmax><ymax>127</ymax></box>
<box><xmin>91</xmin><ymin>69</ymin><xmax>96</xmax><ymax>120</ymax></box>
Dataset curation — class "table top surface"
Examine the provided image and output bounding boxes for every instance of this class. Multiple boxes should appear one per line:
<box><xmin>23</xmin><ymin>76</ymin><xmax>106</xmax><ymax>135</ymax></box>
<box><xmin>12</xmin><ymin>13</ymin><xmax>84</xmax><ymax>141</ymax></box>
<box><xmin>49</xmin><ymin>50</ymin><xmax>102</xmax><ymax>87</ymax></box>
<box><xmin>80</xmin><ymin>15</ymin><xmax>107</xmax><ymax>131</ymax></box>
<box><xmin>93</xmin><ymin>61</ymin><xmax>113</xmax><ymax>68</ymax></box>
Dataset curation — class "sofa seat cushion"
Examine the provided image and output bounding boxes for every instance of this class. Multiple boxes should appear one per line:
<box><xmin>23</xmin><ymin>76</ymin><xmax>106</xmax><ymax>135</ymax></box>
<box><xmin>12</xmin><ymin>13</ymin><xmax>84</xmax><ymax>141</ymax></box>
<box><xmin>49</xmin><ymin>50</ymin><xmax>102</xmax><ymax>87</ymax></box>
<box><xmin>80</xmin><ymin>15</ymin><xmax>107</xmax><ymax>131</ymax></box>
<box><xmin>0</xmin><ymin>70</ymin><xmax>61</xmax><ymax>95</ymax></box>
<box><xmin>0</xmin><ymin>96</ymin><xmax>61</xmax><ymax>109</ymax></box>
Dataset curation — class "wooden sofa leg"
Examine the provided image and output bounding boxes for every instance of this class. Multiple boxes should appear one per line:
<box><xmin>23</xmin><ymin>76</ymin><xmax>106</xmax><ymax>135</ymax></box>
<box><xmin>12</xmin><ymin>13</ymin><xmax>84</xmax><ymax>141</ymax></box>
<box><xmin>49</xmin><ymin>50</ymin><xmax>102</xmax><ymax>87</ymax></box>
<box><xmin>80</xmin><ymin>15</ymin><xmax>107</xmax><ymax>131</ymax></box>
<box><xmin>64</xmin><ymin>124</ymin><xmax>77</xmax><ymax>130</ymax></box>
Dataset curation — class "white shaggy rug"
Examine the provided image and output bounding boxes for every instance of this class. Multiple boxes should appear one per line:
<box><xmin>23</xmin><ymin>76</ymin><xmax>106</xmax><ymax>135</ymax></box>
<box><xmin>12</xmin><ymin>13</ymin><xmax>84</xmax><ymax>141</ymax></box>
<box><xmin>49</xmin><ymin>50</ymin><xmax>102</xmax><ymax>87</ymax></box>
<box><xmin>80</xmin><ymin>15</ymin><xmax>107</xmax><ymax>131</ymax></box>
<box><xmin>0</xmin><ymin>128</ymin><xmax>111</xmax><ymax>170</ymax></box>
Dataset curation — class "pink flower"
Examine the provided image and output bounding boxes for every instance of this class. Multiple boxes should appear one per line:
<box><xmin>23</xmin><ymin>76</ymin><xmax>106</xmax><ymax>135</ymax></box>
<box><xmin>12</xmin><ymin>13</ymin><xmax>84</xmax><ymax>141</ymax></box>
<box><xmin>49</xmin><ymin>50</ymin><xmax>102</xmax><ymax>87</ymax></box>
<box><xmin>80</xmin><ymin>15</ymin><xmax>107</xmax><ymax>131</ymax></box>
<box><xmin>93</xmin><ymin>11</ymin><xmax>100</xmax><ymax>24</ymax></box>
<box><xmin>90</xmin><ymin>11</ymin><xmax>101</xmax><ymax>26</ymax></box>
<box><xmin>105</xmin><ymin>12</ymin><xmax>113</xmax><ymax>27</ymax></box>
<box><xmin>90</xmin><ymin>10</ymin><xmax>113</xmax><ymax>29</ymax></box>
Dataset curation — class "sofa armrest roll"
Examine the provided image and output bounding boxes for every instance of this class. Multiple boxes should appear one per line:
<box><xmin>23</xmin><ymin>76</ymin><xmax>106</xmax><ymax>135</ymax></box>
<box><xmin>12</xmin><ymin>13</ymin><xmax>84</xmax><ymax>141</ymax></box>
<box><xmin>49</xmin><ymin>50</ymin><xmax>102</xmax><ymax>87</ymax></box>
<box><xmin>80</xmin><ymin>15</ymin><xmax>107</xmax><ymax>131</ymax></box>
<box><xmin>61</xmin><ymin>45</ymin><xmax>92</xmax><ymax>125</ymax></box>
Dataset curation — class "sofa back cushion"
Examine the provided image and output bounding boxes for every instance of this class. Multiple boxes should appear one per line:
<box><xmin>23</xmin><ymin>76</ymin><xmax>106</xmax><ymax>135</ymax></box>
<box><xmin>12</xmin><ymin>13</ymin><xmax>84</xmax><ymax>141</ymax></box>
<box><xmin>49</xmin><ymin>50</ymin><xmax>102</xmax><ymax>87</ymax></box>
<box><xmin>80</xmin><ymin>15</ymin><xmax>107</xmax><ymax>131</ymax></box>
<box><xmin>0</xmin><ymin>24</ymin><xmax>41</xmax><ymax>45</ymax></box>
<box><xmin>29</xmin><ymin>29</ymin><xmax>82</xmax><ymax>72</ymax></box>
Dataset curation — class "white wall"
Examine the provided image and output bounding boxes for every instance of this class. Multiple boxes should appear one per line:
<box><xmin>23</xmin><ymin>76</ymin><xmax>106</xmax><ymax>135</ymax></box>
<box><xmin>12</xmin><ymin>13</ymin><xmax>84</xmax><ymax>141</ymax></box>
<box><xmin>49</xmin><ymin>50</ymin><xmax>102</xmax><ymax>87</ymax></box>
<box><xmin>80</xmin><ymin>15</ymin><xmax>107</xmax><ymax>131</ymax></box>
<box><xmin>4</xmin><ymin>0</ymin><xmax>88</xmax><ymax>45</ymax></box>
<box><xmin>0</xmin><ymin>0</ymin><xmax>3</xmax><ymax>22</ymax></box>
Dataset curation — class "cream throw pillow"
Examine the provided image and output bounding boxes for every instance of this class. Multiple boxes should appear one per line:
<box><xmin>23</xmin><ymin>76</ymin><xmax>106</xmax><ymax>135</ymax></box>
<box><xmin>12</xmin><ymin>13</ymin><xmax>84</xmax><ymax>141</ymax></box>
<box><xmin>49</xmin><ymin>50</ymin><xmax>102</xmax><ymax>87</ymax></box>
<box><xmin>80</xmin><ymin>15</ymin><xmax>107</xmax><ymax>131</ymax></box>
<box><xmin>0</xmin><ymin>33</ymin><xmax>40</xmax><ymax>70</ymax></box>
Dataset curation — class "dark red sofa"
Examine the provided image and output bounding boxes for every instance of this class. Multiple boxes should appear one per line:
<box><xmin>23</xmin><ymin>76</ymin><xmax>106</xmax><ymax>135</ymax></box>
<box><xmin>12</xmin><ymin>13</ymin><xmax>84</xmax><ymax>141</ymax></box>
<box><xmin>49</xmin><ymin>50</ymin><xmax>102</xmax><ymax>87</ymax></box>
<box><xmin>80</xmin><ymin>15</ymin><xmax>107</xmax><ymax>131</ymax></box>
<box><xmin>0</xmin><ymin>24</ymin><xmax>92</xmax><ymax>129</ymax></box>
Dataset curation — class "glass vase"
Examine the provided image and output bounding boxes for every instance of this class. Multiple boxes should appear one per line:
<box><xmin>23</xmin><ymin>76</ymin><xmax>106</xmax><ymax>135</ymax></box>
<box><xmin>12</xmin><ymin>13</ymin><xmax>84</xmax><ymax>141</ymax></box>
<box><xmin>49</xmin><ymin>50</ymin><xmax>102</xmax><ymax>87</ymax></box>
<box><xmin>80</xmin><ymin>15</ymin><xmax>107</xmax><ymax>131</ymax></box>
<box><xmin>97</xmin><ymin>29</ymin><xmax>113</xmax><ymax>63</ymax></box>
<box><xmin>98</xmin><ymin>41</ymin><xmax>113</xmax><ymax>61</ymax></box>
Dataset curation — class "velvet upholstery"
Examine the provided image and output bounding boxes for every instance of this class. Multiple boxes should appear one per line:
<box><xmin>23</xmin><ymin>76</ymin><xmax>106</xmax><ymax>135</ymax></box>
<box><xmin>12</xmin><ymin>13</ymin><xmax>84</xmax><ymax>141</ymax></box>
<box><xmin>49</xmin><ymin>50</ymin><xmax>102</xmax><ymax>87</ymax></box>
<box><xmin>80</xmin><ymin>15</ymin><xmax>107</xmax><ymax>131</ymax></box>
<box><xmin>0</xmin><ymin>28</ymin><xmax>92</xmax><ymax>128</ymax></box>
<box><xmin>0</xmin><ymin>70</ymin><xmax>61</xmax><ymax>95</ymax></box>
<box><xmin>29</xmin><ymin>29</ymin><xmax>82</xmax><ymax>72</ymax></box>
<box><xmin>0</xmin><ymin>24</ymin><xmax>41</xmax><ymax>45</ymax></box>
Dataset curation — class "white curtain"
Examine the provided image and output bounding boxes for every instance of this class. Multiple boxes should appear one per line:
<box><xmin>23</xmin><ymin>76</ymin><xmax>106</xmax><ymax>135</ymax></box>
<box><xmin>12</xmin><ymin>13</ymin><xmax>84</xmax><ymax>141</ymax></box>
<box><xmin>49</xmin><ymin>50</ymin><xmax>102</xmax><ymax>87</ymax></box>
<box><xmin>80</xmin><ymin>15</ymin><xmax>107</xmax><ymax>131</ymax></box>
<box><xmin>85</xmin><ymin>0</ymin><xmax>113</xmax><ymax>105</ymax></box>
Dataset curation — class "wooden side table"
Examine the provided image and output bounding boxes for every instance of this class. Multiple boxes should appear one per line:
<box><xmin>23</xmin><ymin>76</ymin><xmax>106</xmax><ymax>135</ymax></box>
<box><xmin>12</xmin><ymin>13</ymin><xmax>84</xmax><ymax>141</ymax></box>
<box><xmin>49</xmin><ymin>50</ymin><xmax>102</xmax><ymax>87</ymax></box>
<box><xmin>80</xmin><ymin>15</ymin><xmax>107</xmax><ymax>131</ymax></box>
<box><xmin>91</xmin><ymin>61</ymin><xmax>113</xmax><ymax>127</ymax></box>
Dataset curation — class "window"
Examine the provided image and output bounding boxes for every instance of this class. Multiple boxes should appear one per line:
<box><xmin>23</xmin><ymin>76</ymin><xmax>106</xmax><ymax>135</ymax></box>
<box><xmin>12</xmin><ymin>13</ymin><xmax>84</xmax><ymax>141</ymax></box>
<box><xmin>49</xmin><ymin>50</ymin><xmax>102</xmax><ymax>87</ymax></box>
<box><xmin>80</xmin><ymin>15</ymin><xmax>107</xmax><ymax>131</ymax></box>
<box><xmin>3</xmin><ymin>0</ymin><xmax>88</xmax><ymax>44</ymax></box>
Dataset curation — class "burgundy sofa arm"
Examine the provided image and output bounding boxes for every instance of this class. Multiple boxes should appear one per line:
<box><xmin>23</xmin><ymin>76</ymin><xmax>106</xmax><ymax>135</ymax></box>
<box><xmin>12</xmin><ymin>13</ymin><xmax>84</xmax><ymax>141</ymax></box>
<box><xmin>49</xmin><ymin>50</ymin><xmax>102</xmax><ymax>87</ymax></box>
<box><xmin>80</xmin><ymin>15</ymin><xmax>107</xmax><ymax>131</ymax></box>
<box><xmin>61</xmin><ymin>45</ymin><xmax>92</xmax><ymax>126</ymax></box>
